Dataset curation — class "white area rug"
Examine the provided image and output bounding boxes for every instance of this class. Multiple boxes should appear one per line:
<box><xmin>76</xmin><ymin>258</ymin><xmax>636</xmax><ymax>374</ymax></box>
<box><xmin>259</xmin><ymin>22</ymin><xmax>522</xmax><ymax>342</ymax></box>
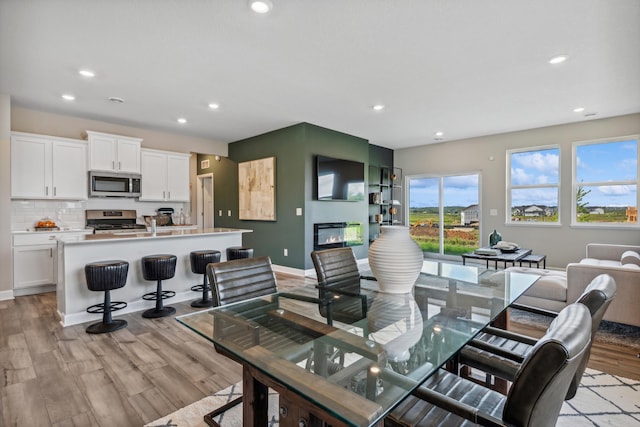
<box><xmin>146</xmin><ymin>368</ymin><xmax>640</xmax><ymax>427</ymax></box>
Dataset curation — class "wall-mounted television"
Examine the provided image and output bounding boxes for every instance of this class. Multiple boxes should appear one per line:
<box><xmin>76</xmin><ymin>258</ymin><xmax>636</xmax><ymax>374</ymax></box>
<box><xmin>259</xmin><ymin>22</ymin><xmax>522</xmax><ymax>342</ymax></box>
<box><xmin>316</xmin><ymin>155</ymin><xmax>365</xmax><ymax>201</ymax></box>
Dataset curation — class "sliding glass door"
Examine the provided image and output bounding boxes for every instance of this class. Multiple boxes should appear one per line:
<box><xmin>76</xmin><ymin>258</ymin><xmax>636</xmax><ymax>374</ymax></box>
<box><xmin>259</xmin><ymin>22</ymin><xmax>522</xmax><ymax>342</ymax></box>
<box><xmin>408</xmin><ymin>174</ymin><xmax>480</xmax><ymax>256</ymax></box>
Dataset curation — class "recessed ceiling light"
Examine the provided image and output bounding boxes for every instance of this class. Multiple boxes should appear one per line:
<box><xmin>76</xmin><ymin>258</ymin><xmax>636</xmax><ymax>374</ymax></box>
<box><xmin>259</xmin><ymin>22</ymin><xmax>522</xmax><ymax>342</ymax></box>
<box><xmin>573</xmin><ymin>107</ymin><xmax>585</xmax><ymax>113</ymax></box>
<box><xmin>208</xmin><ymin>103</ymin><xmax>220</xmax><ymax>110</ymax></box>
<box><xmin>61</xmin><ymin>94</ymin><xmax>75</xmax><ymax>101</ymax></box>
<box><xmin>177</xmin><ymin>118</ymin><xmax>187</xmax><ymax>124</ymax></box>
<box><xmin>249</xmin><ymin>0</ymin><xmax>273</xmax><ymax>13</ymax></box>
<box><xmin>108</xmin><ymin>96</ymin><xmax>125</xmax><ymax>104</ymax></box>
<box><xmin>78</xmin><ymin>69</ymin><xmax>95</xmax><ymax>78</ymax></box>
<box><xmin>372</xmin><ymin>104</ymin><xmax>385</xmax><ymax>111</ymax></box>
<box><xmin>435</xmin><ymin>131</ymin><xmax>444</xmax><ymax>137</ymax></box>
<box><xmin>549</xmin><ymin>55</ymin><xmax>568</xmax><ymax>65</ymax></box>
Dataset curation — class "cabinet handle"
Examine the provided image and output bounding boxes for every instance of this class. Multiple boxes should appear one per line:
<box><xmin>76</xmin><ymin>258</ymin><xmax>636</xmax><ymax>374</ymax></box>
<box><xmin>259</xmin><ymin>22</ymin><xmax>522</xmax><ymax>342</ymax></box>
<box><xmin>112</xmin><ymin>160</ymin><xmax>115</xmax><ymax>170</ymax></box>
<box><xmin>119</xmin><ymin>161</ymin><xmax>121</xmax><ymax>170</ymax></box>
<box><xmin>45</xmin><ymin>186</ymin><xmax>48</xmax><ymax>196</ymax></box>
<box><xmin>163</xmin><ymin>191</ymin><xmax>166</xmax><ymax>199</ymax></box>
<box><xmin>167</xmin><ymin>191</ymin><xmax>171</xmax><ymax>200</ymax></box>
<box><xmin>53</xmin><ymin>187</ymin><xmax>57</xmax><ymax>196</ymax></box>
<box><xmin>50</xmin><ymin>248</ymin><xmax>53</xmax><ymax>257</ymax></box>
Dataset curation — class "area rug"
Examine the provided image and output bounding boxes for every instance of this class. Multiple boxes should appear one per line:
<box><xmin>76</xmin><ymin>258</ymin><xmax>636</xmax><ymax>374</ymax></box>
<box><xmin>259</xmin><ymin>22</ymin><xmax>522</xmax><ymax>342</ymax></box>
<box><xmin>145</xmin><ymin>368</ymin><xmax>640</xmax><ymax>426</ymax></box>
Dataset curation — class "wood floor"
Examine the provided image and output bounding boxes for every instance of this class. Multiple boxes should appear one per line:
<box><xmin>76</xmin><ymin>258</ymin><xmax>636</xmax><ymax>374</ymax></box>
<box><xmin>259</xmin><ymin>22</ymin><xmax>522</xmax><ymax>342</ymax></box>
<box><xmin>1</xmin><ymin>272</ymin><xmax>638</xmax><ymax>426</ymax></box>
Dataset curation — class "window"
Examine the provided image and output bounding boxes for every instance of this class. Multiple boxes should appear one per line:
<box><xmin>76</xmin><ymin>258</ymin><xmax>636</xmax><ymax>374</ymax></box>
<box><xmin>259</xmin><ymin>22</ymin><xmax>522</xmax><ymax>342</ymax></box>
<box><xmin>407</xmin><ymin>174</ymin><xmax>480</xmax><ymax>256</ymax></box>
<box><xmin>507</xmin><ymin>147</ymin><xmax>560</xmax><ymax>224</ymax></box>
<box><xmin>573</xmin><ymin>136</ymin><xmax>639</xmax><ymax>226</ymax></box>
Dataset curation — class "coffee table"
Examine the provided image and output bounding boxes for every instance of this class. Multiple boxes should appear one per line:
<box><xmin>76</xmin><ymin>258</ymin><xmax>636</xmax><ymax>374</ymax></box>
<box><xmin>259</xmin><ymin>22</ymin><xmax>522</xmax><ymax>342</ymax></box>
<box><xmin>461</xmin><ymin>247</ymin><xmax>532</xmax><ymax>269</ymax></box>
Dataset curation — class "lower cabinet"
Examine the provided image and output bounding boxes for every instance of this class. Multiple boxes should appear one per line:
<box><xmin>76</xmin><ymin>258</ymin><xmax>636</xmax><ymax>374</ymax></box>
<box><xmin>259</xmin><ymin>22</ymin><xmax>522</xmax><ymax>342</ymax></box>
<box><xmin>12</xmin><ymin>231</ymin><xmax>92</xmax><ymax>292</ymax></box>
<box><xmin>13</xmin><ymin>243</ymin><xmax>56</xmax><ymax>288</ymax></box>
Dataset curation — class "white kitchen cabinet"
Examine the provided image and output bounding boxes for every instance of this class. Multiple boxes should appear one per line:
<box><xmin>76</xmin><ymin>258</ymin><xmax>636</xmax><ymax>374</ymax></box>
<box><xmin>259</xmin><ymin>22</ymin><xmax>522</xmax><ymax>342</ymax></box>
<box><xmin>11</xmin><ymin>132</ymin><xmax>88</xmax><ymax>200</ymax></box>
<box><xmin>140</xmin><ymin>148</ymin><xmax>190</xmax><ymax>202</ymax></box>
<box><xmin>12</xmin><ymin>231</ymin><xmax>92</xmax><ymax>292</ymax></box>
<box><xmin>86</xmin><ymin>130</ymin><xmax>142</xmax><ymax>173</ymax></box>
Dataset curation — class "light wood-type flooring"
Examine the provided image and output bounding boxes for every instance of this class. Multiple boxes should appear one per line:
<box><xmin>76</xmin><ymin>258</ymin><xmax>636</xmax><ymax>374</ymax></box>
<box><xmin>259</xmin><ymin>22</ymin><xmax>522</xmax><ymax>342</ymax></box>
<box><xmin>1</xmin><ymin>272</ymin><xmax>638</xmax><ymax>426</ymax></box>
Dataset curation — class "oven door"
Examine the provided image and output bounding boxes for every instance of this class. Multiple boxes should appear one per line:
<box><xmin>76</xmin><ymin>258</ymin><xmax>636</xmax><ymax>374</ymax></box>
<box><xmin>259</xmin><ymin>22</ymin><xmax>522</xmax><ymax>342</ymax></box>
<box><xmin>89</xmin><ymin>172</ymin><xmax>141</xmax><ymax>197</ymax></box>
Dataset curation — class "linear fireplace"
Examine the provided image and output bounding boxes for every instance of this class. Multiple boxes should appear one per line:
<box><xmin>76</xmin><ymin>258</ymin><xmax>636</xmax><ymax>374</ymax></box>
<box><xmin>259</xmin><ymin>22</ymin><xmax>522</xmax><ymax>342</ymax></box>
<box><xmin>314</xmin><ymin>222</ymin><xmax>364</xmax><ymax>250</ymax></box>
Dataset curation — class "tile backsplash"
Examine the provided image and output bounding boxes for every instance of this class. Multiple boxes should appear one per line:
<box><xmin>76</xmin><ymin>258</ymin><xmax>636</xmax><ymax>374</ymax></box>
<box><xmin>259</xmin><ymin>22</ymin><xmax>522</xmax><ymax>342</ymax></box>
<box><xmin>11</xmin><ymin>199</ymin><xmax>189</xmax><ymax>231</ymax></box>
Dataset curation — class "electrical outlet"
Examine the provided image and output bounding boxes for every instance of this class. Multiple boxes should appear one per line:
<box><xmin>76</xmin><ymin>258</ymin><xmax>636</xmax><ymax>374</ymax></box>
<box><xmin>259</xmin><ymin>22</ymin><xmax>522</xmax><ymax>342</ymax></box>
<box><xmin>296</xmin><ymin>207</ymin><xmax>302</xmax><ymax>216</ymax></box>
<box><xmin>227</xmin><ymin>210</ymin><xmax>232</xmax><ymax>216</ymax></box>
<box><xmin>218</xmin><ymin>210</ymin><xmax>223</xmax><ymax>217</ymax></box>
<box><xmin>284</xmin><ymin>248</ymin><xmax>288</xmax><ymax>256</ymax></box>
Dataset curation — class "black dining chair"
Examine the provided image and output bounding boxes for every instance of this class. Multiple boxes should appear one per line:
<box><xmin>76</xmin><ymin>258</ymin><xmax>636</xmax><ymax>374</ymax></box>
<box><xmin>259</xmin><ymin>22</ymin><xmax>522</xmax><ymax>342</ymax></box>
<box><xmin>204</xmin><ymin>256</ymin><xmax>344</xmax><ymax>426</ymax></box>
<box><xmin>310</xmin><ymin>247</ymin><xmax>369</xmax><ymax>326</ymax></box>
<box><xmin>385</xmin><ymin>302</ymin><xmax>593</xmax><ymax>427</ymax></box>
<box><xmin>458</xmin><ymin>273</ymin><xmax>616</xmax><ymax>399</ymax></box>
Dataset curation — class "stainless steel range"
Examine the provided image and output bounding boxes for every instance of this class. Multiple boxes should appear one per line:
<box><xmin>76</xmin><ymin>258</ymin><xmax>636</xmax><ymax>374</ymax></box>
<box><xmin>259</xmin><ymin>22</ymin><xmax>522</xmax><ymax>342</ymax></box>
<box><xmin>86</xmin><ymin>209</ymin><xmax>147</xmax><ymax>234</ymax></box>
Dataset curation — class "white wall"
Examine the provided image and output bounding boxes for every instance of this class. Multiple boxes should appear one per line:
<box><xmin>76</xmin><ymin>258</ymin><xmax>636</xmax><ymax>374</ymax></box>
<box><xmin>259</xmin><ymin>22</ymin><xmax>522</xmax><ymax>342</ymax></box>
<box><xmin>395</xmin><ymin>113</ymin><xmax>640</xmax><ymax>269</ymax></box>
<box><xmin>0</xmin><ymin>95</ymin><xmax>12</xmax><ymax>295</ymax></box>
<box><xmin>11</xmin><ymin>106</ymin><xmax>228</xmax><ymax>156</ymax></box>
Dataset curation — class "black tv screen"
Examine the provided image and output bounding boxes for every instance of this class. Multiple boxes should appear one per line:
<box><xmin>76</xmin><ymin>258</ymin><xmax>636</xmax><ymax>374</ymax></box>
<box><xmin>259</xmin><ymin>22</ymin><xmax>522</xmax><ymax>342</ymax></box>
<box><xmin>316</xmin><ymin>155</ymin><xmax>365</xmax><ymax>201</ymax></box>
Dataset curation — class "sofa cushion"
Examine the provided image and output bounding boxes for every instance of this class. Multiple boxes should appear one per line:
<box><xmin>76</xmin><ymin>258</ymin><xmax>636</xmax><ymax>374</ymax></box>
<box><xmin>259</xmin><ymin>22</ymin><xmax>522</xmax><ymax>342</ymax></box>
<box><xmin>580</xmin><ymin>258</ymin><xmax>622</xmax><ymax>268</ymax></box>
<box><xmin>620</xmin><ymin>250</ymin><xmax>640</xmax><ymax>266</ymax></box>
<box><xmin>492</xmin><ymin>267</ymin><xmax>568</xmax><ymax>302</ymax></box>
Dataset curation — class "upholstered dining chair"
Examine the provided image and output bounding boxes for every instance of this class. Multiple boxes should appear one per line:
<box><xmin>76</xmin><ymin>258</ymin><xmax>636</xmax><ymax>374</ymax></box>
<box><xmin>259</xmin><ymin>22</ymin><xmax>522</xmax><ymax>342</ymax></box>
<box><xmin>310</xmin><ymin>247</ymin><xmax>369</xmax><ymax>326</ymax></box>
<box><xmin>458</xmin><ymin>273</ymin><xmax>616</xmax><ymax>399</ymax></box>
<box><xmin>385</xmin><ymin>303</ymin><xmax>592</xmax><ymax>427</ymax></box>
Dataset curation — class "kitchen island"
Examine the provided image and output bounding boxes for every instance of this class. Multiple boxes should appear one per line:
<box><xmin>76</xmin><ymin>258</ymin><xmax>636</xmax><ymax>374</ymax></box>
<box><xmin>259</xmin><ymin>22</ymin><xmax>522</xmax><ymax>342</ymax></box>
<box><xmin>56</xmin><ymin>227</ymin><xmax>252</xmax><ymax>327</ymax></box>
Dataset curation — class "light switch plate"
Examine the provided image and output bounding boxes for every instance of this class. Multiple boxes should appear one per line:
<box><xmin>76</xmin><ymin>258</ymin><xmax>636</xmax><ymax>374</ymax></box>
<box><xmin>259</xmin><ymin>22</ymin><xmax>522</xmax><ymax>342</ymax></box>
<box><xmin>296</xmin><ymin>208</ymin><xmax>302</xmax><ymax>216</ymax></box>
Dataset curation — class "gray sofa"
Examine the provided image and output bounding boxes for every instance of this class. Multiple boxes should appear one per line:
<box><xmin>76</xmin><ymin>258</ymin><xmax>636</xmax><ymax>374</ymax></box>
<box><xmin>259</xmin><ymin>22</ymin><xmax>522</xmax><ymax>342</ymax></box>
<box><xmin>508</xmin><ymin>243</ymin><xmax>640</xmax><ymax>327</ymax></box>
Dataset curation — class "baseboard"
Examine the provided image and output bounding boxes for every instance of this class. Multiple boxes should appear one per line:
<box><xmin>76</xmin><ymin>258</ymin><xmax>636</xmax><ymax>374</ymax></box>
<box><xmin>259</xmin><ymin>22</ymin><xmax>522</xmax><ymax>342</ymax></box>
<box><xmin>13</xmin><ymin>284</ymin><xmax>56</xmax><ymax>297</ymax></box>
<box><xmin>0</xmin><ymin>289</ymin><xmax>15</xmax><ymax>301</ymax></box>
<box><xmin>272</xmin><ymin>264</ymin><xmax>306</xmax><ymax>277</ymax></box>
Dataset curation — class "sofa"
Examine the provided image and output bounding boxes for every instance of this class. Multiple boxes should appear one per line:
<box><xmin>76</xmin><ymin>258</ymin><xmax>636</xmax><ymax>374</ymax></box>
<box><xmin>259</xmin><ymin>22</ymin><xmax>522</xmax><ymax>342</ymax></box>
<box><xmin>508</xmin><ymin>243</ymin><xmax>640</xmax><ymax>327</ymax></box>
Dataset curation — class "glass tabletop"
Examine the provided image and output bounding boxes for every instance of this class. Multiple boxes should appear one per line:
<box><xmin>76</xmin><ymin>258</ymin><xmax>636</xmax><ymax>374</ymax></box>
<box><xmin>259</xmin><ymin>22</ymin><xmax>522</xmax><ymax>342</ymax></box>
<box><xmin>177</xmin><ymin>260</ymin><xmax>539</xmax><ymax>427</ymax></box>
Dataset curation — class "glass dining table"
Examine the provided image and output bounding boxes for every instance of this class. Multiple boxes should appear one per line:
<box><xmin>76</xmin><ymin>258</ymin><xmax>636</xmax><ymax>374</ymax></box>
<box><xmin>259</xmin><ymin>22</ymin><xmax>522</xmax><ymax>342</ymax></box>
<box><xmin>176</xmin><ymin>260</ymin><xmax>539</xmax><ymax>427</ymax></box>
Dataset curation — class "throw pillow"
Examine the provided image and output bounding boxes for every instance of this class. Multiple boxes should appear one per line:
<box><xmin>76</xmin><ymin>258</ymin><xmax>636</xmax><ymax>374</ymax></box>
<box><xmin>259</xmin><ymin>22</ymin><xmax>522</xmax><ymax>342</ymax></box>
<box><xmin>620</xmin><ymin>250</ymin><xmax>640</xmax><ymax>266</ymax></box>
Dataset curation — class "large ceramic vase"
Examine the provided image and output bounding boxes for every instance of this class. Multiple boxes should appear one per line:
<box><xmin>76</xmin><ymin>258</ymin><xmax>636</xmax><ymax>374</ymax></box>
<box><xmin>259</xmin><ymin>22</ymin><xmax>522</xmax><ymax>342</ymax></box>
<box><xmin>368</xmin><ymin>225</ymin><xmax>423</xmax><ymax>293</ymax></box>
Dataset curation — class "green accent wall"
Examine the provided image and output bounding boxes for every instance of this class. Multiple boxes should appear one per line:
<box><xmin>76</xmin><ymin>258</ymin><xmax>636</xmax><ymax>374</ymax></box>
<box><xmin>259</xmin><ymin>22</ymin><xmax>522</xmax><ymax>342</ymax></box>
<box><xmin>198</xmin><ymin>122</ymin><xmax>393</xmax><ymax>270</ymax></box>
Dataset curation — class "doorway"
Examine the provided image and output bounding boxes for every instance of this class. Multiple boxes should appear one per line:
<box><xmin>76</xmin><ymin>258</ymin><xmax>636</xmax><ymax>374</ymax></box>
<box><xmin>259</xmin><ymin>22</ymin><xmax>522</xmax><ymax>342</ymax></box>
<box><xmin>197</xmin><ymin>173</ymin><xmax>214</xmax><ymax>230</ymax></box>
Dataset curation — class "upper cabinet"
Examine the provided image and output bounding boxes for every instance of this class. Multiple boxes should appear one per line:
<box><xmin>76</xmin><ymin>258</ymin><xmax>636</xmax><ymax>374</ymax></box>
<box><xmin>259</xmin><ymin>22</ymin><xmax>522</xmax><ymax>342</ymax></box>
<box><xmin>86</xmin><ymin>130</ymin><xmax>142</xmax><ymax>173</ymax></box>
<box><xmin>11</xmin><ymin>132</ymin><xmax>88</xmax><ymax>200</ymax></box>
<box><xmin>139</xmin><ymin>148</ymin><xmax>190</xmax><ymax>202</ymax></box>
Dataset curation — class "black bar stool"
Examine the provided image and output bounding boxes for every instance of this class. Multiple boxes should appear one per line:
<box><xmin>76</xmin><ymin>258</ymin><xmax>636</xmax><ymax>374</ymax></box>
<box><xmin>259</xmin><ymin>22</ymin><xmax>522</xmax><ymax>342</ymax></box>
<box><xmin>141</xmin><ymin>254</ymin><xmax>177</xmax><ymax>318</ymax></box>
<box><xmin>85</xmin><ymin>260</ymin><xmax>129</xmax><ymax>334</ymax></box>
<box><xmin>190</xmin><ymin>250</ymin><xmax>221</xmax><ymax>308</ymax></box>
<box><xmin>226</xmin><ymin>246</ymin><xmax>254</xmax><ymax>260</ymax></box>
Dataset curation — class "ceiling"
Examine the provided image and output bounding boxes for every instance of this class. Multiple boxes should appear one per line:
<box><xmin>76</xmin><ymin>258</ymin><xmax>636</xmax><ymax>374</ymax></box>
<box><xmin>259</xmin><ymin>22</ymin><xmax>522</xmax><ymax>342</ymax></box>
<box><xmin>1</xmin><ymin>0</ymin><xmax>639</xmax><ymax>150</ymax></box>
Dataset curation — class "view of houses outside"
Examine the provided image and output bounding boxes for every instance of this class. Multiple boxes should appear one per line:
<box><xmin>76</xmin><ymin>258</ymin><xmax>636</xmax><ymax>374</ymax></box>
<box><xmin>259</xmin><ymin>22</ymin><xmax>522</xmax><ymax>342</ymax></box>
<box><xmin>408</xmin><ymin>175</ymin><xmax>479</xmax><ymax>255</ymax></box>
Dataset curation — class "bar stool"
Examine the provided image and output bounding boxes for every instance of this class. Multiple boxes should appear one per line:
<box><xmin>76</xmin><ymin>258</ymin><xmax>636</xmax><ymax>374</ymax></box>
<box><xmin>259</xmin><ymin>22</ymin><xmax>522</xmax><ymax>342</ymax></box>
<box><xmin>85</xmin><ymin>260</ymin><xmax>129</xmax><ymax>334</ymax></box>
<box><xmin>141</xmin><ymin>254</ymin><xmax>177</xmax><ymax>318</ymax></box>
<box><xmin>190</xmin><ymin>250</ymin><xmax>221</xmax><ymax>308</ymax></box>
<box><xmin>226</xmin><ymin>246</ymin><xmax>254</xmax><ymax>260</ymax></box>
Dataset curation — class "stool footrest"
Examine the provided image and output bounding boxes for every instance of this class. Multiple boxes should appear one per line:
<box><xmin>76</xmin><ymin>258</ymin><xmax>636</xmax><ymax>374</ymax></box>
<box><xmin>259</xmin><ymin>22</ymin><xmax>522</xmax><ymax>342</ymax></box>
<box><xmin>142</xmin><ymin>290</ymin><xmax>176</xmax><ymax>301</ymax></box>
<box><xmin>190</xmin><ymin>284</ymin><xmax>210</xmax><ymax>292</ymax></box>
<box><xmin>86</xmin><ymin>301</ymin><xmax>127</xmax><ymax>314</ymax></box>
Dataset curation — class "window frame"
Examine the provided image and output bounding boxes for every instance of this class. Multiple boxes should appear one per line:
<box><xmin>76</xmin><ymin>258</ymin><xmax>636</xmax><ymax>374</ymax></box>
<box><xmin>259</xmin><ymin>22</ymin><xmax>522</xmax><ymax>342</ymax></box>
<box><xmin>571</xmin><ymin>134</ymin><xmax>640</xmax><ymax>229</ymax></box>
<box><xmin>506</xmin><ymin>144</ymin><xmax>561</xmax><ymax>226</ymax></box>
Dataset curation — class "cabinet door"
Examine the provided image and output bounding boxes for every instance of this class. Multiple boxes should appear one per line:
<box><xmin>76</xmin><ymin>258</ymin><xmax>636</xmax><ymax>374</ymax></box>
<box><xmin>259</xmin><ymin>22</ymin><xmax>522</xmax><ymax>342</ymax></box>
<box><xmin>166</xmin><ymin>154</ymin><xmax>190</xmax><ymax>202</ymax></box>
<box><xmin>117</xmin><ymin>138</ymin><xmax>141</xmax><ymax>173</ymax></box>
<box><xmin>13</xmin><ymin>244</ymin><xmax>56</xmax><ymax>288</ymax></box>
<box><xmin>52</xmin><ymin>140</ymin><xmax>87</xmax><ymax>199</ymax></box>
<box><xmin>88</xmin><ymin>134</ymin><xmax>117</xmax><ymax>171</ymax></box>
<box><xmin>11</xmin><ymin>135</ymin><xmax>51</xmax><ymax>198</ymax></box>
<box><xmin>140</xmin><ymin>150</ymin><xmax>168</xmax><ymax>201</ymax></box>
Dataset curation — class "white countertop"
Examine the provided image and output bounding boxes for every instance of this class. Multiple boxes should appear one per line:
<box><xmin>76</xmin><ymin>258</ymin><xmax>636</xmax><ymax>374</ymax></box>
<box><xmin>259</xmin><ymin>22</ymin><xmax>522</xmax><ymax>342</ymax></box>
<box><xmin>12</xmin><ymin>227</ymin><xmax>93</xmax><ymax>234</ymax></box>
<box><xmin>58</xmin><ymin>227</ymin><xmax>252</xmax><ymax>244</ymax></box>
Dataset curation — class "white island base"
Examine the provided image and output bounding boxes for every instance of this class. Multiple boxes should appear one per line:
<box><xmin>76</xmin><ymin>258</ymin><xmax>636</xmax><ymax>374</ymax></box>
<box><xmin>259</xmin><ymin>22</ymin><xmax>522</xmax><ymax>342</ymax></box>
<box><xmin>57</xmin><ymin>228</ymin><xmax>252</xmax><ymax>327</ymax></box>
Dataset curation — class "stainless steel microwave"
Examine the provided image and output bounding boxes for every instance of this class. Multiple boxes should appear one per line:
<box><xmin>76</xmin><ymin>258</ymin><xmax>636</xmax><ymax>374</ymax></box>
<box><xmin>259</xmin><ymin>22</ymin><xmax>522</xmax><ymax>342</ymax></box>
<box><xmin>89</xmin><ymin>171</ymin><xmax>141</xmax><ymax>197</ymax></box>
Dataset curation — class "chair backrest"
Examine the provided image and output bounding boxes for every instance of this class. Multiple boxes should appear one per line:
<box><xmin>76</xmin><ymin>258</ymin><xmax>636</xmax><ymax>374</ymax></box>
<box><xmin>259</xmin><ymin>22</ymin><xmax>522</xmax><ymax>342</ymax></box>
<box><xmin>503</xmin><ymin>303</ymin><xmax>591</xmax><ymax>427</ymax></box>
<box><xmin>311</xmin><ymin>247</ymin><xmax>361</xmax><ymax>287</ymax></box>
<box><xmin>565</xmin><ymin>273</ymin><xmax>616</xmax><ymax>398</ymax></box>
<box><xmin>207</xmin><ymin>256</ymin><xmax>278</xmax><ymax>306</ymax></box>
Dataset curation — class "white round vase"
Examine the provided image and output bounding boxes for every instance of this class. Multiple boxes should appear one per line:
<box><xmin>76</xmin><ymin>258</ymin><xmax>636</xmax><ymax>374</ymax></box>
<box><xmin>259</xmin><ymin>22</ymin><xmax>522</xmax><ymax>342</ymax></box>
<box><xmin>368</xmin><ymin>225</ymin><xmax>423</xmax><ymax>293</ymax></box>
